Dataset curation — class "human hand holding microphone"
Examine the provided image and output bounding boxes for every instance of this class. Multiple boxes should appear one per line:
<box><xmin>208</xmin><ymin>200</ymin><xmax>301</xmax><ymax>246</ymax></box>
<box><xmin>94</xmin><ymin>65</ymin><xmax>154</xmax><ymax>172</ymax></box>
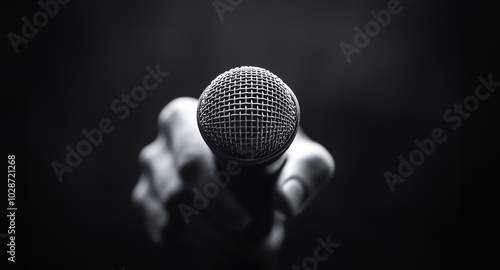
<box><xmin>132</xmin><ymin>66</ymin><xmax>335</xmax><ymax>268</ymax></box>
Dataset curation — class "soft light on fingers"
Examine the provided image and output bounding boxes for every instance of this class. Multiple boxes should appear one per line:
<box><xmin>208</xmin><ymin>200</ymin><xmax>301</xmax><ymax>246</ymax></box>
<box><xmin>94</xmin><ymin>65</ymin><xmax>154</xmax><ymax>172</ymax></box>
<box><xmin>132</xmin><ymin>175</ymin><xmax>168</xmax><ymax>244</ymax></box>
<box><xmin>276</xmin><ymin>132</ymin><xmax>335</xmax><ymax>216</ymax></box>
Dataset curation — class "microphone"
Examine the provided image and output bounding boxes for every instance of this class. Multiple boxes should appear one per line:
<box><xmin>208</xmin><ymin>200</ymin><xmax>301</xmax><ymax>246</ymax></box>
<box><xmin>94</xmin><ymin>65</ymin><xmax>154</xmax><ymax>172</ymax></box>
<box><xmin>197</xmin><ymin>66</ymin><xmax>300</xmax><ymax>166</ymax></box>
<box><xmin>196</xmin><ymin>66</ymin><xmax>300</xmax><ymax>243</ymax></box>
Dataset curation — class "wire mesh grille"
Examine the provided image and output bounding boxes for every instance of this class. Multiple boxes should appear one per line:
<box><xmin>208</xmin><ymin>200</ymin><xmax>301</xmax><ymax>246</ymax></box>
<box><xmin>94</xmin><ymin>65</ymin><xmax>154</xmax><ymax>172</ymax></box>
<box><xmin>198</xmin><ymin>66</ymin><xmax>298</xmax><ymax>160</ymax></box>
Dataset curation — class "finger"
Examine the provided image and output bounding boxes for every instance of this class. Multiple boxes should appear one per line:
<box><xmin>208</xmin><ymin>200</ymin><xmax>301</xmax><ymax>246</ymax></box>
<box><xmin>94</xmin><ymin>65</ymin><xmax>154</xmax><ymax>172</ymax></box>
<box><xmin>133</xmin><ymin>134</ymin><xmax>184</xmax><ymax>243</ymax></box>
<box><xmin>138</xmin><ymin>134</ymin><xmax>182</xmax><ymax>202</ymax></box>
<box><xmin>159</xmin><ymin>97</ymin><xmax>250</xmax><ymax>232</ymax></box>
<box><xmin>275</xmin><ymin>128</ymin><xmax>335</xmax><ymax>216</ymax></box>
<box><xmin>132</xmin><ymin>174</ymin><xmax>168</xmax><ymax>244</ymax></box>
<box><xmin>158</xmin><ymin>97</ymin><xmax>214</xmax><ymax>185</ymax></box>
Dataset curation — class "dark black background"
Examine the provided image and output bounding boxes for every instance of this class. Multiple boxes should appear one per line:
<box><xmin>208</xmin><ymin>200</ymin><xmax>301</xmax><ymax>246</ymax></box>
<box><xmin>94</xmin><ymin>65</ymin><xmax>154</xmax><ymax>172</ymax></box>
<box><xmin>1</xmin><ymin>0</ymin><xmax>499</xmax><ymax>269</ymax></box>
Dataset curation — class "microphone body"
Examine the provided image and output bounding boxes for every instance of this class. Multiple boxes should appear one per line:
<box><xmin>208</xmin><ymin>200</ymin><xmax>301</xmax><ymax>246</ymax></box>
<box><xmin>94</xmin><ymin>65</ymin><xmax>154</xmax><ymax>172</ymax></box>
<box><xmin>197</xmin><ymin>66</ymin><xmax>300</xmax><ymax>243</ymax></box>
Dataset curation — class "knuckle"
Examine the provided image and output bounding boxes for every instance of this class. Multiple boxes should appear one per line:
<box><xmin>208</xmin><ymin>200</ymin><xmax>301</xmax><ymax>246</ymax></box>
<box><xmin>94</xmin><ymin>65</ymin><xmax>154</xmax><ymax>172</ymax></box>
<box><xmin>131</xmin><ymin>177</ymin><xmax>149</xmax><ymax>205</ymax></box>
<box><xmin>304</xmin><ymin>143</ymin><xmax>335</xmax><ymax>184</ymax></box>
<box><xmin>138</xmin><ymin>147</ymin><xmax>153</xmax><ymax>166</ymax></box>
<box><xmin>138</xmin><ymin>137</ymin><xmax>167</xmax><ymax>169</ymax></box>
<box><xmin>158</xmin><ymin>97</ymin><xmax>197</xmax><ymax>129</ymax></box>
<box><xmin>138</xmin><ymin>152</ymin><xmax>155</xmax><ymax>177</ymax></box>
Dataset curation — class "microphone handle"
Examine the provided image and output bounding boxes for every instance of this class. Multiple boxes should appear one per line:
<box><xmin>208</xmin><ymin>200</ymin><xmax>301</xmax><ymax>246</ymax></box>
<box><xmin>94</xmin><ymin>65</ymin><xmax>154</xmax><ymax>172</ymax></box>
<box><xmin>215</xmin><ymin>157</ymin><xmax>285</xmax><ymax>245</ymax></box>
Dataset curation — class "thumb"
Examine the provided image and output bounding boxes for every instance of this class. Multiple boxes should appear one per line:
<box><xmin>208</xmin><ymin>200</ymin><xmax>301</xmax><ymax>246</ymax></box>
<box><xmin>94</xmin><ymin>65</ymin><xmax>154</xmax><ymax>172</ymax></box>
<box><xmin>275</xmin><ymin>128</ymin><xmax>335</xmax><ymax>216</ymax></box>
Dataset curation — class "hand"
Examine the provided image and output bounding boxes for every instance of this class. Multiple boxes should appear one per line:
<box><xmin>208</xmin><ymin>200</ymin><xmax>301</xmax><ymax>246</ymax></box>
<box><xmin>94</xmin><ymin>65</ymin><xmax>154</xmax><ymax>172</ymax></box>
<box><xmin>132</xmin><ymin>97</ymin><xmax>335</xmax><ymax>268</ymax></box>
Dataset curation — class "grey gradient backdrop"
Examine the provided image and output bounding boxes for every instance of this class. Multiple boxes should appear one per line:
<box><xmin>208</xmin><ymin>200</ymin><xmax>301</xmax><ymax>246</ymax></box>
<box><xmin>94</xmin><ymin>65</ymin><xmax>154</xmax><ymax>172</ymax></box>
<box><xmin>1</xmin><ymin>0</ymin><xmax>499</xmax><ymax>269</ymax></box>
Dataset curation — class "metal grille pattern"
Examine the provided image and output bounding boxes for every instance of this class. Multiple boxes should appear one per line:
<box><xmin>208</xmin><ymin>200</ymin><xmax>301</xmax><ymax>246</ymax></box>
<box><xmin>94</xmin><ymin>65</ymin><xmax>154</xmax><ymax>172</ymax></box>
<box><xmin>198</xmin><ymin>66</ymin><xmax>298</xmax><ymax>160</ymax></box>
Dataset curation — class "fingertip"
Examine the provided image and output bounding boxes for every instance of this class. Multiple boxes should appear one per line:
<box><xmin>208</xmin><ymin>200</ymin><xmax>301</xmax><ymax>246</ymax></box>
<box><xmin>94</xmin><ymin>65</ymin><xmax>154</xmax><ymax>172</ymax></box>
<box><xmin>132</xmin><ymin>175</ymin><xmax>149</xmax><ymax>206</ymax></box>
<box><xmin>276</xmin><ymin>136</ymin><xmax>335</xmax><ymax>216</ymax></box>
<box><xmin>278</xmin><ymin>178</ymin><xmax>306</xmax><ymax>216</ymax></box>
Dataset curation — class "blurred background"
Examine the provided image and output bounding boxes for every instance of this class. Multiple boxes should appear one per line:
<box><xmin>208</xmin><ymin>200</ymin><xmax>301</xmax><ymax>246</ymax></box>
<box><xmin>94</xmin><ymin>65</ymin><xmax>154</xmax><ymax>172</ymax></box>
<box><xmin>1</xmin><ymin>0</ymin><xmax>499</xmax><ymax>269</ymax></box>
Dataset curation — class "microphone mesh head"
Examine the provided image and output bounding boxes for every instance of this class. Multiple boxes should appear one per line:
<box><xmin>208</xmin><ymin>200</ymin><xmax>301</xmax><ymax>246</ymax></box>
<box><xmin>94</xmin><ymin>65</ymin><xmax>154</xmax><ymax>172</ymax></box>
<box><xmin>197</xmin><ymin>66</ymin><xmax>300</xmax><ymax>164</ymax></box>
